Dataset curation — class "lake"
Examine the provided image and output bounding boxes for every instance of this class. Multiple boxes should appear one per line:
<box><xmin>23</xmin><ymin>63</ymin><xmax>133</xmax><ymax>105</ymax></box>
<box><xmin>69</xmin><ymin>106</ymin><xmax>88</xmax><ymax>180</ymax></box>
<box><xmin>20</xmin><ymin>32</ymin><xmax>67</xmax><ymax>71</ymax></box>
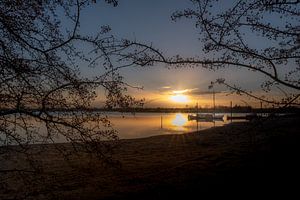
<box><xmin>1</xmin><ymin>112</ymin><xmax>244</xmax><ymax>145</ymax></box>
<box><xmin>109</xmin><ymin>112</ymin><xmax>229</xmax><ymax>139</ymax></box>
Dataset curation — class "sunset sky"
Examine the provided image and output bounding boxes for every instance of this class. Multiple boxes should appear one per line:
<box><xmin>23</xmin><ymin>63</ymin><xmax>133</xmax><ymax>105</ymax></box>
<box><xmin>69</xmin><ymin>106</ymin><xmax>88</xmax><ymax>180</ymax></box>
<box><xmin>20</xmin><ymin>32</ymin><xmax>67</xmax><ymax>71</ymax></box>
<box><xmin>75</xmin><ymin>0</ymin><xmax>293</xmax><ymax>108</ymax></box>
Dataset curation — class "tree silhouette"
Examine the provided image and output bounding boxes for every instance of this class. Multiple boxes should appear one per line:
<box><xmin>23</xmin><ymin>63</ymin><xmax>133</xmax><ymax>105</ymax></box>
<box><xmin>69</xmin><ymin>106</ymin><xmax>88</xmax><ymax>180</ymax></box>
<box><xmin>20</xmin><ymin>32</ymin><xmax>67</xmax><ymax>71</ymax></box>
<box><xmin>176</xmin><ymin>0</ymin><xmax>300</xmax><ymax>104</ymax></box>
<box><xmin>0</xmin><ymin>0</ymin><xmax>144</xmax><ymax>197</ymax></box>
<box><xmin>129</xmin><ymin>0</ymin><xmax>300</xmax><ymax>106</ymax></box>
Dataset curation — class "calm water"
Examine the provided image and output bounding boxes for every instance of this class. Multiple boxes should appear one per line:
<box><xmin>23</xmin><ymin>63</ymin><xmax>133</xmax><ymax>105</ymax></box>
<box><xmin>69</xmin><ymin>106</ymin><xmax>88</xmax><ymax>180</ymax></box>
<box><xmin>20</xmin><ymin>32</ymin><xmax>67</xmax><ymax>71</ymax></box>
<box><xmin>2</xmin><ymin>112</ymin><xmax>243</xmax><ymax>145</ymax></box>
<box><xmin>109</xmin><ymin>112</ymin><xmax>228</xmax><ymax>139</ymax></box>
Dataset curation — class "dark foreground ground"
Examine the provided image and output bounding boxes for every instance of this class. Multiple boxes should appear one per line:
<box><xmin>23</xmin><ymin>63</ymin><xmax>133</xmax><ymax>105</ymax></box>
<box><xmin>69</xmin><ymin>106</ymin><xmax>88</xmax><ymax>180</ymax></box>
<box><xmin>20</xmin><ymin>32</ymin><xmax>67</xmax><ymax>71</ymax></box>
<box><xmin>1</xmin><ymin>117</ymin><xmax>300</xmax><ymax>199</ymax></box>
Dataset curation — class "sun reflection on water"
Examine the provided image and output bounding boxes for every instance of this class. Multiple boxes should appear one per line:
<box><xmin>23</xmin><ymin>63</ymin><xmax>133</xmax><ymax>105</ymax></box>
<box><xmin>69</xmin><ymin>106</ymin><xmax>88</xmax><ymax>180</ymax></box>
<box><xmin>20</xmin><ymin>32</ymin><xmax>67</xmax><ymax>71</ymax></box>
<box><xmin>171</xmin><ymin>113</ymin><xmax>187</xmax><ymax>128</ymax></box>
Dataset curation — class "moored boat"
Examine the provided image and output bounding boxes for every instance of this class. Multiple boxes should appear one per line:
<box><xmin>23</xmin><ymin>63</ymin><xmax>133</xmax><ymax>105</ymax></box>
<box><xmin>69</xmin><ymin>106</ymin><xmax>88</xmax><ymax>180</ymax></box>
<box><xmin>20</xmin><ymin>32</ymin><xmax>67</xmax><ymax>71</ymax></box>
<box><xmin>188</xmin><ymin>114</ymin><xmax>224</xmax><ymax>121</ymax></box>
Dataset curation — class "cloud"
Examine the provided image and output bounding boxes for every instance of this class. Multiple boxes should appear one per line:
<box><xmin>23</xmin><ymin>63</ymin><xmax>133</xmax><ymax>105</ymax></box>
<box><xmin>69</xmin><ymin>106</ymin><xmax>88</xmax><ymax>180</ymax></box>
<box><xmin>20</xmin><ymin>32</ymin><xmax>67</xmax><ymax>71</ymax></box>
<box><xmin>158</xmin><ymin>87</ymin><xmax>198</xmax><ymax>95</ymax></box>
<box><xmin>157</xmin><ymin>86</ymin><xmax>226</xmax><ymax>96</ymax></box>
<box><xmin>172</xmin><ymin>88</ymin><xmax>198</xmax><ymax>94</ymax></box>
<box><xmin>189</xmin><ymin>90</ymin><xmax>224</xmax><ymax>95</ymax></box>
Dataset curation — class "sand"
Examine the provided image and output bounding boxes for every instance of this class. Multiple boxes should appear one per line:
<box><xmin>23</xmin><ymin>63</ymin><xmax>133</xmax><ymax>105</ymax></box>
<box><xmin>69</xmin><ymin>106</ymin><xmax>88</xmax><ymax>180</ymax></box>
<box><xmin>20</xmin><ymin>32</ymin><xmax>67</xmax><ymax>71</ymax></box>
<box><xmin>0</xmin><ymin>117</ymin><xmax>299</xmax><ymax>199</ymax></box>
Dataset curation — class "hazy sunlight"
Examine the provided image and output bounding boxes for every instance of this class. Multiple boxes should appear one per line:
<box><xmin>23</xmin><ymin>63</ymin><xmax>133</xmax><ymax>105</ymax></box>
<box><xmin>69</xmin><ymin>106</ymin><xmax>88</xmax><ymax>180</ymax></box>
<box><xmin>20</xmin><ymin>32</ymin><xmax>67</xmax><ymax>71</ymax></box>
<box><xmin>170</xmin><ymin>94</ymin><xmax>188</xmax><ymax>103</ymax></box>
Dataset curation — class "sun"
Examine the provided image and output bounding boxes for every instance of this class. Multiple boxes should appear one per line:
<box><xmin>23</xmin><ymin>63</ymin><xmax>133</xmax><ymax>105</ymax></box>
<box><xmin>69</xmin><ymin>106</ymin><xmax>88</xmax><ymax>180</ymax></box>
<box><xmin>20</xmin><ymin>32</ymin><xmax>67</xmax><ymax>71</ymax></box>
<box><xmin>170</xmin><ymin>94</ymin><xmax>188</xmax><ymax>103</ymax></box>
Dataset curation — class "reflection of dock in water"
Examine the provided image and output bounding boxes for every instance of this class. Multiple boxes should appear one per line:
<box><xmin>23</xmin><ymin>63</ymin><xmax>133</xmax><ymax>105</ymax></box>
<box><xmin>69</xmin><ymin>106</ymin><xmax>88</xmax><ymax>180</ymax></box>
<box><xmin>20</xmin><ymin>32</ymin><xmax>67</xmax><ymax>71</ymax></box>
<box><xmin>225</xmin><ymin>114</ymin><xmax>258</xmax><ymax>120</ymax></box>
<box><xmin>188</xmin><ymin>114</ymin><xmax>224</xmax><ymax>122</ymax></box>
<box><xmin>188</xmin><ymin>113</ymin><xmax>261</xmax><ymax>122</ymax></box>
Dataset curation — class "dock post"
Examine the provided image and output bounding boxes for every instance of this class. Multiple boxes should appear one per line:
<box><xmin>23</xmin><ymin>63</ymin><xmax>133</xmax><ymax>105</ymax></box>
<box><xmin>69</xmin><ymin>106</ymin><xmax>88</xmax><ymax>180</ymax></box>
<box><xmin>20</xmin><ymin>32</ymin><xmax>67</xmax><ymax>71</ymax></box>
<box><xmin>260</xmin><ymin>101</ymin><xmax>263</xmax><ymax>116</ymax></box>
<box><xmin>160</xmin><ymin>115</ymin><xmax>163</xmax><ymax>129</ymax></box>
<box><xmin>213</xmin><ymin>88</ymin><xmax>215</xmax><ymax>119</ymax></box>
<box><xmin>230</xmin><ymin>101</ymin><xmax>232</xmax><ymax>123</ymax></box>
<box><xmin>196</xmin><ymin>102</ymin><xmax>199</xmax><ymax>132</ymax></box>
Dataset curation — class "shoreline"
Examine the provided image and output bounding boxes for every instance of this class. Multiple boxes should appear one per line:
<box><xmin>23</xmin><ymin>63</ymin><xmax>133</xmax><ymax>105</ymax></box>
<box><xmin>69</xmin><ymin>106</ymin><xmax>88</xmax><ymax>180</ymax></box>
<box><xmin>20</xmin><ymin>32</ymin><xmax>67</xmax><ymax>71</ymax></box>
<box><xmin>1</xmin><ymin>117</ymin><xmax>299</xmax><ymax>199</ymax></box>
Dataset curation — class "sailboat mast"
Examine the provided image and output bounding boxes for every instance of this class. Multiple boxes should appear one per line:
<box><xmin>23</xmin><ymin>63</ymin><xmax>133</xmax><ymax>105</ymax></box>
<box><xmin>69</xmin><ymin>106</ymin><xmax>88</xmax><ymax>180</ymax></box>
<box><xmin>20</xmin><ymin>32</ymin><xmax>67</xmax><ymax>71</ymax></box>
<box><xmin>196</xmin><ymin>102</ymin><xmax>199</xmax><ymax>131</ymax></box>
<box><xmin>213</xmin><ymin>88</ymin><xmax>215</xmax><ymax>118</ymax></box>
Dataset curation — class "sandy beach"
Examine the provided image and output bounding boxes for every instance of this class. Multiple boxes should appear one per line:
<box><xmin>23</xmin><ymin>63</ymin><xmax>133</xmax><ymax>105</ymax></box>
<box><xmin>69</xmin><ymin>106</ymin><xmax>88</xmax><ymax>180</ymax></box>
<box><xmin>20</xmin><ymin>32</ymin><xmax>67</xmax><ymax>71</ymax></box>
<box><xmin>1</xmin><ymin>117</ymin><xmax>299</xmax><ymax>199</ymax></box>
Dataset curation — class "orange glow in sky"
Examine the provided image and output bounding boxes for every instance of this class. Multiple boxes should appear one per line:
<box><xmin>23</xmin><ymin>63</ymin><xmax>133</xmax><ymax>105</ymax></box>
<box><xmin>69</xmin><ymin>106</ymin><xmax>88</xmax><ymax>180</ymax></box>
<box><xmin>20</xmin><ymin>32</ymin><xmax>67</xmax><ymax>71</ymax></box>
<box><xmin>169</xmin><ymin>89</ymin><xmax>190</xmax><ymax>103</ymax></box>
<box><xmin>172</xmin><ymin>89</ymin><xmax>190</xmax><ymax>94</ymax></box>
<box><xmin>170</xmin><ymin>94</ymin><xmax>189</xmax><ymax>103</ymax></box>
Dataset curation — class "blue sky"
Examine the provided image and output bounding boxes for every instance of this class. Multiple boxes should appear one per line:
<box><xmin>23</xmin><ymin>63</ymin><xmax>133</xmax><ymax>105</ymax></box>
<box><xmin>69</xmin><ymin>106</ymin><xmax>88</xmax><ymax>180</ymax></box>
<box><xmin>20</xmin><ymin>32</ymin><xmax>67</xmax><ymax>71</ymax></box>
<box><xmin>68</xmin><ymin>0</ymin><xmax>296</xmax><ymax>107</ymax></box>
